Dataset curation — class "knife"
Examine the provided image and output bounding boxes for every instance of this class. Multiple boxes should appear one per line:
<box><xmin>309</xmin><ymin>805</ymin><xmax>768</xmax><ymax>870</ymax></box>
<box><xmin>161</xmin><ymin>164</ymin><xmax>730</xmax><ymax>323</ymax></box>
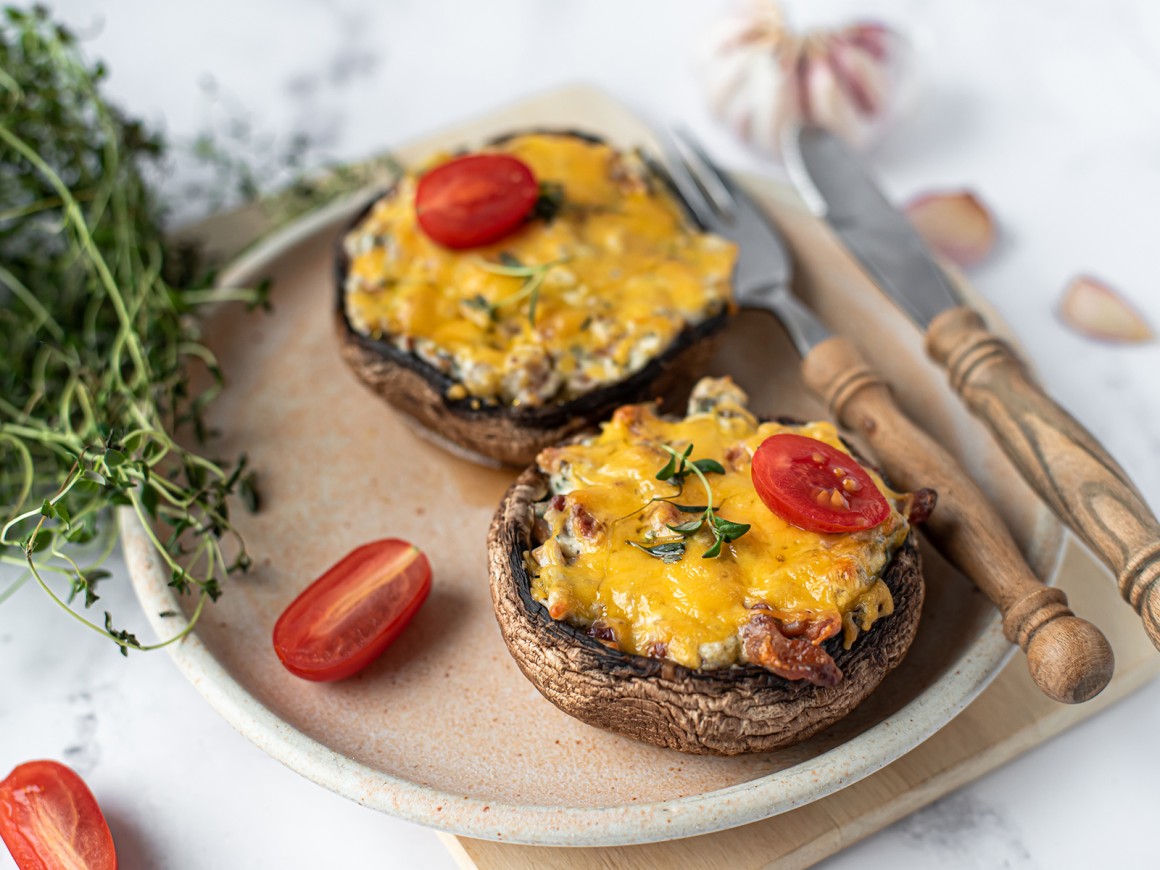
<box><xmin>775</xmin><ymin>294</ymin><xmax>1112</xmax><ymax>703</ymax></box>
<box><xmin>654</xmin><ymin>129</ymin><xmax>1113</xmax><ymax>702</ymax></box>
<box><xmin>785</xmin><ymin>125</ymin><xmax>1160</xmax><ymax>652</ymax></box>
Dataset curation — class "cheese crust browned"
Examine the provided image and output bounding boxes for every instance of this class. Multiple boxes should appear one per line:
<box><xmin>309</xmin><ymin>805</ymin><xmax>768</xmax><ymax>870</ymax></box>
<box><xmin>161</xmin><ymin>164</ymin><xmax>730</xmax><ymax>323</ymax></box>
<box><xmin>526</xmin><ymin>377</ymin><xmax>914</xmax><ymax>684</ymax></box>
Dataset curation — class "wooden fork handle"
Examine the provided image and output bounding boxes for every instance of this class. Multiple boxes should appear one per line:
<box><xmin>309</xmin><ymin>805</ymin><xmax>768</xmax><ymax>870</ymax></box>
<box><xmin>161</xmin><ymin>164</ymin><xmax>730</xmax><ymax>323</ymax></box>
<box><xmin>802</xmin><ymin>334</ymin><xmax>1114</xmax><ymax>703</ymax></box>
<box><xmin>926</xmin><ymin>305</ymin><xmax>1160</xmax><ymax>652</ymax></box>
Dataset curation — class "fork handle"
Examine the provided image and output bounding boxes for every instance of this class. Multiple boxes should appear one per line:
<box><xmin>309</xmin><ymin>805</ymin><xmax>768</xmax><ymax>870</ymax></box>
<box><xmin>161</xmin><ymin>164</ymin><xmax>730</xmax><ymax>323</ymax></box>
<box><xmin>801</xmin><ymin>334</ymin><xmax>1114</xmax><ymax>703</ymax></box>
<box><xmin>927</xmin><ymin>305</ymin><xmax>1160</xmax><ymax>652</ymax></box>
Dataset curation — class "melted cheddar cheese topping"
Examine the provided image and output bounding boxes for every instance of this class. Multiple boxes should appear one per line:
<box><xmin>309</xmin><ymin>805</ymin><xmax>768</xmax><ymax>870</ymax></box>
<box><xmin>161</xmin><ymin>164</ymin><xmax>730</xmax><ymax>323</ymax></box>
<box><xmin>528</xmin><ymin>378</ymin><xmax>911</xmax><ymax>672</ymax></box>
<box><xmin>342</xmin><ymin>133</ymin><xmax>737</xmax><ymax>407</ymax></box>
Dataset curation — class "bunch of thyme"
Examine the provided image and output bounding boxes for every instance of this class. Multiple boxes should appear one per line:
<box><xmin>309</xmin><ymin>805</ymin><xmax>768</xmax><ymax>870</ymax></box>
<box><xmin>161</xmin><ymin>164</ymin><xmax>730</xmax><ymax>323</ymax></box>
<box><xmin>0</xmin><ymin>7</ymin><xmax>265</xmax><ymax>653</ymax></box>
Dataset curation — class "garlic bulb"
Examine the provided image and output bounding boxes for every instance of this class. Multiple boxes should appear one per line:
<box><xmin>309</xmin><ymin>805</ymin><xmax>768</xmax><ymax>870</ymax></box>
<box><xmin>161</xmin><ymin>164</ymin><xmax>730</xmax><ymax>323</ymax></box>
<box><xmin>699</xmin><ymin>0</ymin><xmax>915</xmax><ymax>152</ymax></box>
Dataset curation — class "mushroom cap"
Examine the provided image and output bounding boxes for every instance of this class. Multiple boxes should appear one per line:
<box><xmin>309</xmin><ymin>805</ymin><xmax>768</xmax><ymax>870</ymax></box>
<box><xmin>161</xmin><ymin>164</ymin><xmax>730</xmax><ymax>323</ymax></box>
<box><xmin>333</xmin><ymin>130</ymin><xmax>730</xmax><ymax>467</ymax></box>
<box><xmin>487</xmin><ymin>464</ymin><xmax>925</xmax><ymax>755</ymax></box>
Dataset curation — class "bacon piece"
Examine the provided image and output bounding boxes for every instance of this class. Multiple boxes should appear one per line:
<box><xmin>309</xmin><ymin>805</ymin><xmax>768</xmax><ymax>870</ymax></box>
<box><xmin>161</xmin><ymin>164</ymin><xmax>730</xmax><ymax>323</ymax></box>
<box><xmin>537</xmin><ymin>446</ymin><xmax>569</xmax><ymax>476</ymax></box>
<box><xmin>644</xmin><ymin>640</ymin><xmax>668</xmax><ymax>659</ymax></box>
<box><xmin>903</xmin><ymin>487</ymin><xmax>938</xmax><ymax>525</ymax></box>
<box><xmin>724</xmin><ymin>444</ymin><xmax>750</xmax><ymax>472</ymax></box>
<box><xmin>609</xmin><ymin>402</ymin><xmax>655</xmax><ymax>435</ymax></box>
<box><xmin>546</xmin><ymin>586</ymin><xmax>577</xmax><ymax>621</ymax></box>
<box><xmin>644</xmin><ymin>500</ymin><xmax>683</xmax><ymax>537</ymax></box>
<box><xmin>778</xmin><ymin>611</ymin><xmax>843</xmax><ymax>644</ymax></box>
<box><xmin>741</xmin><ymin>612</ymin><xmax>843</xmax><ymax>686</ymax></box>
<box><xmin>568</xmin><ymin>501</ymin><xmax>603</xmax><ymax>542</ymax></box>
<box><xmin>588</xmin><ymin>620</ymin><xmax>619</xmax><ymax>650</ymax></box>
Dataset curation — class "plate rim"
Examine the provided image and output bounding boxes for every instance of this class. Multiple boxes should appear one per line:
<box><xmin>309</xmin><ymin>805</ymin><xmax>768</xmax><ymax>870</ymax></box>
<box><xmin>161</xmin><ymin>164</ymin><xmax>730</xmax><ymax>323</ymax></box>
<box><xmin>122</xmin><ymin>84</ymin><xmax>1053</xmax><ymax>847</ymax></box>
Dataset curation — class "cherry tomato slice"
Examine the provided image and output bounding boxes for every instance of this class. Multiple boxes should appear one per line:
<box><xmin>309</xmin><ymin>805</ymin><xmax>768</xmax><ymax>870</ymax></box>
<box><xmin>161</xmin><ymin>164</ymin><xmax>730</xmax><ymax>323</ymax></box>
<box><xmin>0</xmin><ymin>760</ymin><xmax>117</xmax><ymax>870</ymax></box>
<box><xmin>273</xmin><ymin>539</ymin><xmax>431</xmax><ymax>682</ymax></box>
<box><xmin>751</xmin><ymin>433</ymin><xmax>891</xmax><ymax>533</ymax></box>
<box><xmin>414</xmin><ymin>153</ymin><xmax>539</xmax><ymax>249</ymax></box>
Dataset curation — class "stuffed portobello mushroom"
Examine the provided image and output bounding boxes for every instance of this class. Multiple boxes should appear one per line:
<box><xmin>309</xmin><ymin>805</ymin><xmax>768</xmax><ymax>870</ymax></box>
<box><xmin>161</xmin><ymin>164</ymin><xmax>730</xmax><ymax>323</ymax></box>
<box><xmin>336</xmin><ymin>131</ymin><xmax>736</xmax><ymax>466</ymax></box>
<box><xmin>488</xmin><ymin>377</ymin><xmax>934</xmax><ymax>755</ymax></box>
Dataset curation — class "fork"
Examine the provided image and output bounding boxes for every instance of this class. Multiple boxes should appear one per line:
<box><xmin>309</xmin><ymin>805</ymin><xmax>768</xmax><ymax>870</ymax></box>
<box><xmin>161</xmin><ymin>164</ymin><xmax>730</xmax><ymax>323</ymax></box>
<box><xmin>652</xmin><ymin>128</ymin><xmax>1113</xmax><ymax>704</ymax></box>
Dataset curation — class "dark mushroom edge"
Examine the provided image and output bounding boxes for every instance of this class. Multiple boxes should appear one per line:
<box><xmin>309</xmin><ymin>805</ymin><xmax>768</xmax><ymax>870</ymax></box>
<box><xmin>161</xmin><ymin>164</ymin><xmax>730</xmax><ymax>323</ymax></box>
<box><xmin>333</xmin><ymin>129</ymin><xmax>731</xmax><ymax>467</ymax></box>
<box><xmin>487</xmin><ymin>460</ymin><xmax>926</xmax><ymax>756</ymax></box>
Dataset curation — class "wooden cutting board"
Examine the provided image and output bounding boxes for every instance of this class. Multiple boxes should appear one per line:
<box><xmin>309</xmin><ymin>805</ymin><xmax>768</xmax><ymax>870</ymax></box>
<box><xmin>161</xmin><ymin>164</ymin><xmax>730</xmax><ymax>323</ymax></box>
<box><xmin>440</xmin><ymin>539</ymin><xmax>1160</xmax><ymax>869</ymax></box>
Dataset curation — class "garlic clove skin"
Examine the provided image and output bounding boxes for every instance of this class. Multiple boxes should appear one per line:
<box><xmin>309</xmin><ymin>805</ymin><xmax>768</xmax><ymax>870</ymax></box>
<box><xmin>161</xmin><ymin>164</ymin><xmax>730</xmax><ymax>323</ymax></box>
<box><xmin>800</xmin><ymin>36</ymin><xmax>880</xmax><ymax>151</ymax></box>
<box><xmin>905</xmin><ymin>191</ymin><xmax>997</xmax><ymax>268</ymax></box>
<box><xmin>1058</xmin><ymin>275</ymin><xmax>1155</xmax><ymax>344</ymax></box>
<box><xmin>699</xmin><ymin>2</ymin><xmax>915</xmax><ymax>154</ymax></box>
<box><xmin>699</xmin><ymin>0</ymin><xmax>800</xmax><ymax>154</ymax></box>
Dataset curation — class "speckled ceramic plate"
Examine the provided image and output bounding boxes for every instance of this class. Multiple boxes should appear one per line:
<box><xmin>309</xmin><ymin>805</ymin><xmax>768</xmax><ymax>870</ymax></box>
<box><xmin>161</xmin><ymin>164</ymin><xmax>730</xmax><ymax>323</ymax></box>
<box><xmin>122</xmin><ymin>87</ymin><xmax>1063</xmax><ymax>847</ymax></box>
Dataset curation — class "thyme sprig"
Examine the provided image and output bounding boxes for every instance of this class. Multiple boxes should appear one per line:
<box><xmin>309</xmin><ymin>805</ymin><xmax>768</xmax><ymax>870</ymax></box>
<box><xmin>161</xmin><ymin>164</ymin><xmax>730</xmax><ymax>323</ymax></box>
<box><xmin>473</xmin><ymin>252</ymin><xmax>569</xmax><ymax>327</ymax></box>
<box><xmin>654</xmin><ymin>443</ymin><xmax>750</xmax><ymax>559</ymax></box>
<box><xmin>0</xmin><ymin>7</ymin><xmax>265</xmax><ymax>654</ymax></box>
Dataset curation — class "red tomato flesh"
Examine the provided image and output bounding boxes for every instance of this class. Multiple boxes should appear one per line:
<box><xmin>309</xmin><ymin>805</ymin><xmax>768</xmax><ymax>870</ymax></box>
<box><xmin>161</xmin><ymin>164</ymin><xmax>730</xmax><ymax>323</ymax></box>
<box><xmin>751</xmin><ymin>434</ymin><xmax>891</xmax><ymax>533</ymax></box>
<box><xmin>0</xmin><ymin>760</ymin><xmax>117</xmax><ymax>870</ymax></box>
<box><xmin>273</xmin><ymin>539</ymin><xmax>431</xmax><ymax>681</ymax></box>
<box><xmin>414</xmin><ymin>153</ymin><xmax>539</xmax><ymax>249</ymax></box>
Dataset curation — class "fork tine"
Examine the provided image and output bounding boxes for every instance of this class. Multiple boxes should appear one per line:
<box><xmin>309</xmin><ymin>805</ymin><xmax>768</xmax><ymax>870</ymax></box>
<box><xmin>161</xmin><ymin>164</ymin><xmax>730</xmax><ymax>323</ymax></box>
<box><xmin>638</xmin><ymin>151</ymin><xmax>680</xmax><ymax>202</ymax></box>
<box><xmin>671</xmin><ymin>127</ymin><xmax>739</xmax><ymax>216</ymax></box>
<box><xmin>652</xmin><ymin>132</ymin><xmax>720</xmax><ymax>229</ymax></box>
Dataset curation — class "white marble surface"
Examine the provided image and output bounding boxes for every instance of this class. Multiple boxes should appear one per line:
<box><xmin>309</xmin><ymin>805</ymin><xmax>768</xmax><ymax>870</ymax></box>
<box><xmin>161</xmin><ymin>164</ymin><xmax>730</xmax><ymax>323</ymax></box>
<box><xmin>3</xmin><ymin>0</ymin><xmax>1160</xmax><ymax>867</ymax></box>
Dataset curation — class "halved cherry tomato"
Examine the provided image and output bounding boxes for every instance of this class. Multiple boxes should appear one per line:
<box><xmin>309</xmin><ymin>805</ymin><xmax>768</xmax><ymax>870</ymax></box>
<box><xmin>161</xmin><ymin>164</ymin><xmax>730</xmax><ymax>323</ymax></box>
<box><xmin>751</xmin><ymin>434</ymin><xmax>891</xmax><ymax>534</ymax></box>
<box><xmin>414</xmin><ymin>153</ymin><xmax>539</xmax><ymax>249</ymax></box>
<box><xmin>273</xmin><ymin>539</ymin><xmax>431</xmax><ymax>681</ymax></box>
<box><xmin>0</xmin><ymin>760</ymin><xmax>117</xmax><ymax>870</ymax></box>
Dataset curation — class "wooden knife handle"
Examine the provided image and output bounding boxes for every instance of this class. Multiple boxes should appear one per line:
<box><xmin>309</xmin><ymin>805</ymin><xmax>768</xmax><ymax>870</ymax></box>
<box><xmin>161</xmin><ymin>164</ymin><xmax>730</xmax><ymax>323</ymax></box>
<box><xmin>802</xmin><ymin>334</ymin><xmax>1114</xmax><ymax>703</ymax></box>
<box><xmin>927</xmin><ymin>305</ymin><xmax>1160</xmax><ymax>652</ymax></box>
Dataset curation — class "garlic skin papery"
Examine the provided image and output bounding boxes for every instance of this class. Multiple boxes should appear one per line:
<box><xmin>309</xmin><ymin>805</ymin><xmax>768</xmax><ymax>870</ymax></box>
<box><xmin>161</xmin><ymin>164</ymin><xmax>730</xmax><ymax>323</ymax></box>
<box><xmin>1058</xmin><ymin>276</ymin><xmax>1155</xmax><ymax>345</ymax></box>
<box><xmin>905</xmin><ymin>191</ymin><xmax>997</xmax><ymax>268</ymax></box>
<box><xmin>699</xmin><ymin>0</ymin><xmax>915</xmax><ymax>153</ymax></box>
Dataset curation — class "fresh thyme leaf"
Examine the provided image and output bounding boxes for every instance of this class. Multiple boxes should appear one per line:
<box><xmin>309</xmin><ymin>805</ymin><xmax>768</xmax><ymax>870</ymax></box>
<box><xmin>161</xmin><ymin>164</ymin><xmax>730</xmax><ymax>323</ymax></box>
<box><xmin>691</xmin><ymin>458</ymin><xmax>726</xmax><ymax>475</ymax></box>
<box><xmin>499</xmin><ymin>251</ymin><xmax>523</xmax><ymax>269</ymax></box>
<box><xmin>656</xmin><ymin>443</ymin><xmax>694</xmax><ymax>482</ymax></box>
<box><xmin>667</xmin><ymin>517</ymin><xmax>705</xmax><ymax>535</ymax></box>
<box><xmin>628</xmin><ymin>540</ymin><xmax>686</xmax><ymax>563</ymax></box>
<box><xmin>69</xmin><ymin>568</ymin><xmax>110</xmax><ymax>608</ymax></box>
<box><xmin>672</xmin><ymin>503</ymin><xmax>711</xmax><ymax>513</ymax></box>
<box><xmin>23</xmin><ymin>531</ymin><xmax>52</xmax><ymax>555</ymax></box>
<box><xmin>655</xmin><ymin>454</ymin><xmax>680</xmax><ymax>481</ymax></box>
<box><xmin>702</xmin><ymin>538</ymin><xmax>723</xmax><ymax>559</ymax></box>
<box><xmin>463</xmin><ymin>294</ymin><xmax>497</xmax><ymax>322</ymax></box>
<box><xmin>532</xmin><ymin>181</ymin><xmax>565</xmax><ymax>224</ymax></box>
<box><xmin>712</xmin><ymin>516</ymin><xmax>751</xmax><ymax>541</ymax></box>
<box><xmin>103</xmin><ymin>611</ymin><xmax>141</xmax><ymax>658</ymax></box>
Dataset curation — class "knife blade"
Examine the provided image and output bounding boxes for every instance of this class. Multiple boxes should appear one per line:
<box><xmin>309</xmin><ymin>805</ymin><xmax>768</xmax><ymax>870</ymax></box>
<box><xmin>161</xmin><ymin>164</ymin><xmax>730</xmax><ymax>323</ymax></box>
<box><xmin>785</xmin><ymin>124</ymin><xmax>1160</xmax><ymax>652</ymax></box>
<box><xmin>782</xmin><ymin>126</ymin><xmax>961</xmax><ymax>327</ymax></box>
